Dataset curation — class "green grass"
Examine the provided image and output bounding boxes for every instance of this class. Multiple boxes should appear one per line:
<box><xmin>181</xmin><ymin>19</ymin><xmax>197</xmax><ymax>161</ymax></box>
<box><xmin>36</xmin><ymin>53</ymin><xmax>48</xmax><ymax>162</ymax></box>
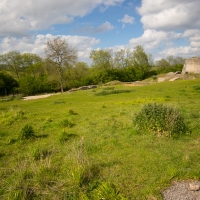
<box><xmin>0</xmin><ymin>79</ymin><xmax>200</xmax><ymax>199</ymax></box>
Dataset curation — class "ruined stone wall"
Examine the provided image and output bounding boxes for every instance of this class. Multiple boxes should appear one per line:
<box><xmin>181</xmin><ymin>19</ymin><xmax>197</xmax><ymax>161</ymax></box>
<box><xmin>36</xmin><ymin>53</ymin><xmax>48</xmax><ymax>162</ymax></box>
<box><xmin>182</xmin><ymin>57</ymin><xmax>200</xmax><ymax>74</ymax></box>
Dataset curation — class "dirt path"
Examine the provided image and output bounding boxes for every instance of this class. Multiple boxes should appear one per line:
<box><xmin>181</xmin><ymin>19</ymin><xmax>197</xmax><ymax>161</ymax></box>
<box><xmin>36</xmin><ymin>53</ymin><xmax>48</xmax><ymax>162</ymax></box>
<box><xmin>23</xmin><ymin>94</ymin><xmax>54</xmax><ymax>100</ymax></box>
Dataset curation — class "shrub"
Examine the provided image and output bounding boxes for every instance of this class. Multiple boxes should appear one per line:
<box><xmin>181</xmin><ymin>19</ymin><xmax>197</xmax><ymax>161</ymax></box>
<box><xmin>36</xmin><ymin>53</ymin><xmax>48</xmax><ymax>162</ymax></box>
<box><xmin>19</xmin><ymin>124</ymin><xmax>35</xmax><ymax>140</ymax></box>
<box><xmin>134</xmin><ymin>103</ymin><xmax>189</xmax><ymax>137</ymax></box>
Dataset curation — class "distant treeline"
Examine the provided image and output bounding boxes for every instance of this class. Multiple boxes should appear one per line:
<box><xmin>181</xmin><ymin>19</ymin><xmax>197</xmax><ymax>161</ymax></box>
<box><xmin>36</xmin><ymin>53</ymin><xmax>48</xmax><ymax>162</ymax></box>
<box><xmin>0</xmin><ymin>43</ymin><xmax>185</xmax><ymax>96</ymax></box>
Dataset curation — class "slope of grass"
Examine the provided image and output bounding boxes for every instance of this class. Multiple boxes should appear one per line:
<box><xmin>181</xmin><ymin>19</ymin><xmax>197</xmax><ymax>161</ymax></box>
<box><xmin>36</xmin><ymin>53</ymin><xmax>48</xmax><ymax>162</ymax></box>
<box><xmin>0</xmin><ymin>79</ymin><xmax>200</xmax><ymax>199</ymax></box>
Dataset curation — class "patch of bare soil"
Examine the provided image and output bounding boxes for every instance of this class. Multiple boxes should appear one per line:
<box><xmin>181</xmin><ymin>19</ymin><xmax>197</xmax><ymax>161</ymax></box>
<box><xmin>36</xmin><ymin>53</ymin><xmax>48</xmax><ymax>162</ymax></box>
<box><xmin>123</xmin><ymin>81</ymin><xmax>151</xmax><ymax>86</ymax></box>
<box><xmin>23</xmin><ymin>94</ymin><xmax>54</xmax><ymax>100</ymax></box>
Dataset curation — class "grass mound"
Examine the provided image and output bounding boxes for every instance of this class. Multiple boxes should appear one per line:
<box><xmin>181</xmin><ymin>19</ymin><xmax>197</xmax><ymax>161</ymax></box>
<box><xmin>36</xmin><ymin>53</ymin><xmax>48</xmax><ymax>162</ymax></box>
<box><xmin>134</xmin><ymin>103</ymin><xmax>189</xmax><ymax>137</ymax></box>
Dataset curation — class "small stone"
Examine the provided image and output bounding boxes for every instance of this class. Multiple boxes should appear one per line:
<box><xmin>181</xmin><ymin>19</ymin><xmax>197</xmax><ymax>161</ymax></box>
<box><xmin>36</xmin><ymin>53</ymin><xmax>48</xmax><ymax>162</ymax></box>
<box><xmin>189</xmin><ymin>183</ymin><xmax>200</xmax><ymax>191</ymax></box>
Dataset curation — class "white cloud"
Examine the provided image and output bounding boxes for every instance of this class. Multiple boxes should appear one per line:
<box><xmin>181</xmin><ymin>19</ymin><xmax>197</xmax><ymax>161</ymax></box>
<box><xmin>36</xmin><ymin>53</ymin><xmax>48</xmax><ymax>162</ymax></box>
<box><xmin>160</xmin><ymin>46</ymin><xmax>200</xmax><ymax>58</ymax></box>
<box><xmin>129</xmin><ymin>29</ymin><xmax>181</xmax><ymax>50</ymax></box>
<box><xmin>137</xmin><ymin>0</ymin><xmax>200</xmax><ymax>31</ymax></box>
<box><xmin>78</xmin><ymin>21</ymin><xmax>115</xmax><ymax>34</ymax></box>
<box><xmin>182</xmin><ymin>29</ymin><xmax>200</xmax><ymax>47</ymax></box>
<box><xmin>0</xmin><ymin>0</ymin><xmax>124</xmax><ymax>37</ymax></box>
<box><xmin>0</xmin><ymin>34</ymin><xmax>100</xmax><ymax>62</ymax></box>
<box><xmin>182</xmin><ymin>29</ymin><xmax>200</xmax><ymax>38</ymax></box>
<box><xmin>118</xmin><ymin>14</ymin><xmax>135</xmax><ymax>24</ymax></box>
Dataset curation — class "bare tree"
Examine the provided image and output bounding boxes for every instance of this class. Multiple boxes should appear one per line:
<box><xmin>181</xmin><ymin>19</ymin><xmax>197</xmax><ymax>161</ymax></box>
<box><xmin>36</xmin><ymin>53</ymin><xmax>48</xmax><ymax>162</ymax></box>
<box><xmin>45</xmin><ymin>37</ymin><xmax>78</xmax><ymax>93</ymax></box>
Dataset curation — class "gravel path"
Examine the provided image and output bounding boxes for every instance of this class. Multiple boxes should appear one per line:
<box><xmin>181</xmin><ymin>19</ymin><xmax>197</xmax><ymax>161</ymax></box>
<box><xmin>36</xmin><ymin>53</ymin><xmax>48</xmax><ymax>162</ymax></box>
<box><xmin>162</xmin><ymin>181</ymin><xmax>200</xmax><ymax>200</ymax></box>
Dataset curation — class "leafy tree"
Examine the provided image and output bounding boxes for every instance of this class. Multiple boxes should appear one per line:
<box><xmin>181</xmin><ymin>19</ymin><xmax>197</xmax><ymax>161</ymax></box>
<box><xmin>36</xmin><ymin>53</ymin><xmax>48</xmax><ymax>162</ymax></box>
<box><xmin>0</xmin><ymin>71</ymin><xmax>18</xmax><ymax>96</ymax></box>
<box><xmin>65</xmin><ymin>62</ymin><xmax>90</xmax><ymax>88</ymax></box>
<box><xmin>19</xmin><ymin>75</ymin><xmax>51</xmax><ymax>95</ymax></box>
<box><xmin>0</xmin><ymin>51</ymin><xmax>22</xmax><ymax>79</ymax></box>
<box><xmin>21</xmin><ymin>53</ymin><xmax>43</xmax><ymax>77</ymax></box>
<box><xmin>90</xmin><ymin>49</ymin><xmax>113</xmax><ymax>70</ymax></box>
<box><xmin>156</xmin><ymin>59</ymin><xmax>170</xmax><ymax>68</ymax></box>
<box><xmin>132</xmin><ymin>45</ymin><xmax>150</xmax><ymax>79</ymax></box>
<box><xmin>114</xmin><ymin>49</ymin><xmax>132</xmax><ymax>68</ymax></box>
<box><xmin>45</xmin><ymin>37</ymin><xmax>78</xmax><ymax>93</ymax></box>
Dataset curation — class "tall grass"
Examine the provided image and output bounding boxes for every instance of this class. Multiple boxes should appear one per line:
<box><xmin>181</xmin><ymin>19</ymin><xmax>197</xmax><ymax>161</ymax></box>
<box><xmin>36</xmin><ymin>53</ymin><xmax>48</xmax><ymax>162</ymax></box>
<box><xmin>0</xmin><ymin>79</ymin><xmax>200</xmax><ymax>199</ymax></box>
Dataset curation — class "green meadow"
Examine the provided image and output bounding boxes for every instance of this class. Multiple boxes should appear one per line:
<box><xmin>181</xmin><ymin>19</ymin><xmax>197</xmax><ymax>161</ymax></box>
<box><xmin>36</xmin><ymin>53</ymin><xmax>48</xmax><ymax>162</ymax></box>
<box><xmin>0</xmin><ymin>79</ymin><xmax>200</xmax><ymax>199</ymax></box>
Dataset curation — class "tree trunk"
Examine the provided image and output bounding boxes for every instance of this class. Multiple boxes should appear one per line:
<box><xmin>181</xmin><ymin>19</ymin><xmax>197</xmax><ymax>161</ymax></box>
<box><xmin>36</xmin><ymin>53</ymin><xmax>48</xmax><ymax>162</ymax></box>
<box><xmin>58</xmin><ymin>67</ymin><xmax>64</xmax><ymax>93</ymax></box>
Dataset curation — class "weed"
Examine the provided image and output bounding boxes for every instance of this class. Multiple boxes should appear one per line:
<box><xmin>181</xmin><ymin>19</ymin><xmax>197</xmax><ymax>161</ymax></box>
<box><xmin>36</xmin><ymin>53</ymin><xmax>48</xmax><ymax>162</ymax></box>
<box><xmin>90</xmin><ymin>182</ymin><xmax>127</xmax><ymax>200</ymax></box>
<box><xmin>6</xmin><ymin>138</ymin><xmax>17</xmax><ymax>145</ymax></box>
<box><xmin>134</xmin><ymin>103</ymin><xmax>189</xmax><ymax>138</ymax></box>
<box><xmin>68</xmin><ymin>109</ymin><xmax>78</xmax><ymax>115</ymax></box>
<box><xmin>31</xmin><ymin>147</ymin><xmax>51</xmax><ymax>161</ymax></box>
<box><xmin>193</xmin><ymin>85</ymin><xmax>200</xmax><ymax>90</ymax></box>
<box><xmin>18</xmin><ymin>124</ymin><xmax>35</xmax><ymax>140</ymax></box>
<box><xmin>59</xmin><ymin>130</ymin><xmax>77</xmax><ymax>143</ymax></box>
<box><xmin>59</xmin><ymin>118</ymin><xmax>74</xmax><ymax>128</ymax></box>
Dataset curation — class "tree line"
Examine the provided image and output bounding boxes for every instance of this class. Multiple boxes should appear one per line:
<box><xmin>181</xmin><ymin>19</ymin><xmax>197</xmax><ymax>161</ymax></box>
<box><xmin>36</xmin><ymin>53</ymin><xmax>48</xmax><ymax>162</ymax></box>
<box><xmin>0</xmin><ymin>37</ymin><xmax>185</xmax><ymax>96</ymax></box>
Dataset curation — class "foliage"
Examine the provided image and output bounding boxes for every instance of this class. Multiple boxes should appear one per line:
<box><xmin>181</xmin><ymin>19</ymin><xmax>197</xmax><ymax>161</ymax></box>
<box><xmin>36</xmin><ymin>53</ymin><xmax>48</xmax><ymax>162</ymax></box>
<box><xmin>0</xmin><ymin>71</ymin><xmax>18</xmax><ymax>95</ymax></box>
<box><xmin>0</xmin><ymin>51</ymin><xmax>22</xmax><ymax>79</ymax></box>
<box><xmin>19</xmin><ymin>124</ymin><xmax>35</xmax><ymax>140</ymax></box>
<box><xmin>134</xmin><ymin>103</ymin><xmax>189</xmax><ymax>137</ymax></box>
<box><xmin>90</xmin><ymin>49</ymin><xmax>113</xmax><ymax>70</ymax></box>
<box><xmin>19</xmin><ymin>75</ymin><xmax>52</xmax><ymax>95</ymax></box>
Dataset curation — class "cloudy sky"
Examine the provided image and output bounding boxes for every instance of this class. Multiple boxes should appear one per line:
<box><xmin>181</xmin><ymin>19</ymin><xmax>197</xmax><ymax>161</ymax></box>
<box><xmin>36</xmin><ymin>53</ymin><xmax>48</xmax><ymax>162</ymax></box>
<box><xmin>0</xmin><ymin>0</ymin><xmax>200</xmax><ymax>64</ymax></box>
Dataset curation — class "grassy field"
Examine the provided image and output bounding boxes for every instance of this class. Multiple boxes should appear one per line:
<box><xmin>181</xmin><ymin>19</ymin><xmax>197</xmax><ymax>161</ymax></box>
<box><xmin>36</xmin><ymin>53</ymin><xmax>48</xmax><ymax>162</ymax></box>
<box><xmin>0</xmin><ymin>79</ymin><xmax>200</xmax><ymax>199</ymax></box>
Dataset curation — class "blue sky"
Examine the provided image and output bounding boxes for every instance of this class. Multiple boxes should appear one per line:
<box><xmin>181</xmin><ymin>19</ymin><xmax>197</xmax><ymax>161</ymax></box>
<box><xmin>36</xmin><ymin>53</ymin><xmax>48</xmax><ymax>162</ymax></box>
<box><xmin>0</xmin><ymin>0</ymin><xmax>200</xmax><ymax>64</ymax></box>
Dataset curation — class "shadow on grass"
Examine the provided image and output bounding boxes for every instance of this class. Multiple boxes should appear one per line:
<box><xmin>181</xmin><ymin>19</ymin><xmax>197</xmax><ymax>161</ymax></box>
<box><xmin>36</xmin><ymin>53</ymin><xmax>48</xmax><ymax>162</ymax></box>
<box><xmin>60</xmin><ymin>133</ymin><xmax>78</xmax><ymax>143</ymax></box>
<box><xmin>0</xmin><ymin>153</ymin><xmax>5</xmax><ymax>158</ymax></box>
<box><xmin>35</xmin><ymin>134</ymin><xmax>49</xmax><ymax>139</ymax></box>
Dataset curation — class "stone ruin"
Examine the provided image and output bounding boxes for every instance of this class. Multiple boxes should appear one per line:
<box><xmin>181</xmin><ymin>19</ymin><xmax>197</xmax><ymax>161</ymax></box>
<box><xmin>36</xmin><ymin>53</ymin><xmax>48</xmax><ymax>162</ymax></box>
<box><xmin>182</xmin><ymin>57</ymin><xmax>200</xmax><ymax>74</ymax></box>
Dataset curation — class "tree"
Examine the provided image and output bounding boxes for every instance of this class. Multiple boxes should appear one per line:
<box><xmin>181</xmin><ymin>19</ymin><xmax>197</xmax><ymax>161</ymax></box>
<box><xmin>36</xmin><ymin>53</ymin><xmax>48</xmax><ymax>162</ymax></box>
<box><xmin>45</xmin><ymin>37</ymin><xmax>78</xmax><ymax>93</ymax></box>
<box><xmin>90</xmin><ymin>49</ymin><xmax>113</xmax><ymax>70</ymax></box>
<box><xmin>156</xmin><ymin>59</ymin><xmax>170</xmax><ymax>68</ymax></box>
<box><xmin>0</xmin><ymin>51</ymin><xmax>22</xmax><ymax>79</ymax></box>
<box><xmin>21</xmin><ymin>53</ymin><xmax>43</xmax><ymax>77</ymax></box>
<box><xmin>114</xmin><ymin>49</ymin><xmax>132</xmax><ymax>68</ymax></box>
<box><xmin>0</xmin><ymin>71</ymin><xmax>18</xmax><ymax>96</ymax></box>
<box><xmin>132</xmin><ymin>45</ymin><xmax>150</xmax><ymax>79</ymax></box>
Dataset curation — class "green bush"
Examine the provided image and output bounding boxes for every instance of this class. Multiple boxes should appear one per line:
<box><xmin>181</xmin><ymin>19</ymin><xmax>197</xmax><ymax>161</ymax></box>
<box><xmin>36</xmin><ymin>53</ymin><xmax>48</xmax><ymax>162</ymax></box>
<box><xmin>19</xmin><ymin>124</ymin><xmax>35</xmax><ymax>140</ymax></box>
<box><xmin>134</xmin><ymin>103</ymin><xmax>189</xmax><ymax>137</ymax></box>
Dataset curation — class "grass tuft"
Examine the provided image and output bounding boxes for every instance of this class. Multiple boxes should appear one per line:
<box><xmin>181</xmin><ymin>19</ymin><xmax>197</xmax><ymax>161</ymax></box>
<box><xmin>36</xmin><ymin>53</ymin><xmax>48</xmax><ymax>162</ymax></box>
<box><xmin>19</xmin><ymin>124</ymin><xmax>35</xmax><ymax>140</ymax></box>
<box><xmin>134</xmin><ymin>103</ymin><xmax>189</xmax><ymax>138</ymax></box>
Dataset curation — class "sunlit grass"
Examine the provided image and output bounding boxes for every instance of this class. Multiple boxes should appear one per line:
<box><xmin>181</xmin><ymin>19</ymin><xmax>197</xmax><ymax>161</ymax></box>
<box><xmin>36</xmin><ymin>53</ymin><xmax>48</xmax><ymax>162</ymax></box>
<box><xmin>0</xmin><ymin>79</ymin><xmax>200</xmax><ymax>199</ymax></box>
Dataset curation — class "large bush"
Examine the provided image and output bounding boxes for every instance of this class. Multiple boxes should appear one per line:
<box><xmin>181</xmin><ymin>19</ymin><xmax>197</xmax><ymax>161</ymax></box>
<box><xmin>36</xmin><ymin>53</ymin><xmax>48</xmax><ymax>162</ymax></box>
<box><xmin>134</xmin><ymin>103</ymin><xmax>189</xmax><ymax>137</ymax></box>
<box><xmin>0</xmin><ymin>71</ymin><xmax>18</xmax><ymax>96</ymax></box>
